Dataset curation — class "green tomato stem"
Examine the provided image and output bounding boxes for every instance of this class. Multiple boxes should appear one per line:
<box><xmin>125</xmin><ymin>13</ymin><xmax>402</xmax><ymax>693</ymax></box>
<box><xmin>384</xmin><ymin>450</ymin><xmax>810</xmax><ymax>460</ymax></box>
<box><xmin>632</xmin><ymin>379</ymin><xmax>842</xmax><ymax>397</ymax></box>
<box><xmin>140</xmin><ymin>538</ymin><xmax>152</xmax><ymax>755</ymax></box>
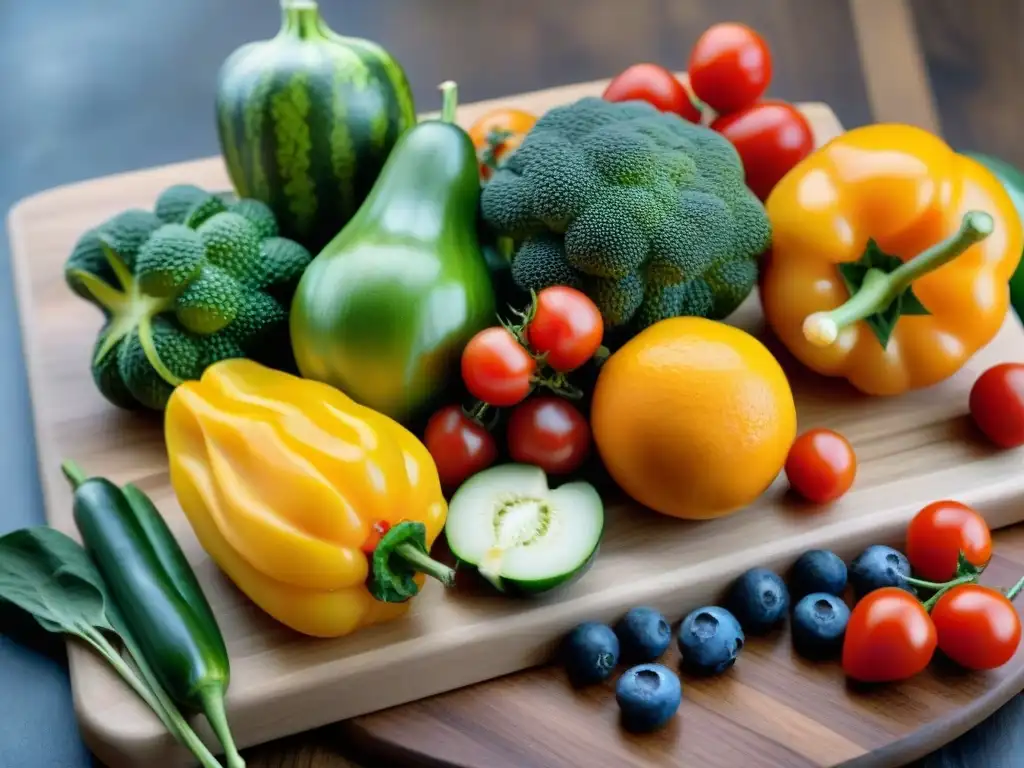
<box><xmin>439</xmin><ymin>81</ymin><xmax>459</xmax><ymax>124</ymax></box>
<box><xmin>922</xmin><ymin>574</ymin><xmax>978</xmax><ymax>612</ymax></box>
<box><xmin>803</xmin><ymin>210</ymin><xmax>995</xmax><ymax>346</ymax></box>
<box><xmin>1006</xmin><ymin>575</ymin><xmax>1024</xmax><ymax>602</ymax></box>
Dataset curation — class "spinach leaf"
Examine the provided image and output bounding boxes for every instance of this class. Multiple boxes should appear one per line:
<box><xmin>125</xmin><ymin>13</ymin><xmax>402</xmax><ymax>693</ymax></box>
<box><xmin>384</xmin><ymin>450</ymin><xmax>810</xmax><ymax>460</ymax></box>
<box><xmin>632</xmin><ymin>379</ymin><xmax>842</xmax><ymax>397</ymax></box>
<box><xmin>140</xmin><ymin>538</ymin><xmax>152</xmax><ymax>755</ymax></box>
<box><xmin>0</xmin><ymin>525</ymin><xmax>227</xmax><ymax>768</ymax></box>
<box><xmin>0</xmin><ymin>526</ymin><xmax>113</xmax><ymax>636</ymax></box>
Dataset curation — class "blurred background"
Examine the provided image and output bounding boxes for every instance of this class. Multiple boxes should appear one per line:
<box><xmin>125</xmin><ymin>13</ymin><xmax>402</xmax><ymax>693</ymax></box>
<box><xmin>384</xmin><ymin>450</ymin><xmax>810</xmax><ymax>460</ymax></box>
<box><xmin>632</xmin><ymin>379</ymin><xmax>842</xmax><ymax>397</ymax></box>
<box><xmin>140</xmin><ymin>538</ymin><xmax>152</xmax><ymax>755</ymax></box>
<box><xmin>1</xmin><ymin>0</ymin><xmax>1022</xmax><ymax>766</ymax></box>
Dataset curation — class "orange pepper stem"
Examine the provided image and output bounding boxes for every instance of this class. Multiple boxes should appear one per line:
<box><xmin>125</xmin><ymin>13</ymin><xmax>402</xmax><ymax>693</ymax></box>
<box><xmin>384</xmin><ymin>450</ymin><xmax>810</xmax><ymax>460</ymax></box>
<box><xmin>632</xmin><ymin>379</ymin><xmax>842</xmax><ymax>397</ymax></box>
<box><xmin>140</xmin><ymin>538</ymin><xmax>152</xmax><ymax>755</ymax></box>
<box><xmin>369</xmin><ymin>520</ymin><xmax>456</xmax><ymax>603</ymax></box>
<box><xmin>803</xmin><ymin>210</ymin><xmax>995</xmax><ymax>347</ymax></box>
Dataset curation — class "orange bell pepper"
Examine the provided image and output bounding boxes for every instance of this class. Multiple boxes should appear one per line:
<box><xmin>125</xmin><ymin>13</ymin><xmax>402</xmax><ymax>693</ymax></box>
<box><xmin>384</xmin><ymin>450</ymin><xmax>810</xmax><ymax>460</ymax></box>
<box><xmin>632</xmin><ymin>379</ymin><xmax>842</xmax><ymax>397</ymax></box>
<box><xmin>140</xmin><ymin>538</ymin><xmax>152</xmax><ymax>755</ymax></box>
<box><xmin>759</xmin><ymin>124</ymin><xmax>1023</xmax><ymax>396</ymax></box>
<box><xmin>164</xmin><ymin>358</ymin><xmax>453</xmax><ymax>638</ymax></box>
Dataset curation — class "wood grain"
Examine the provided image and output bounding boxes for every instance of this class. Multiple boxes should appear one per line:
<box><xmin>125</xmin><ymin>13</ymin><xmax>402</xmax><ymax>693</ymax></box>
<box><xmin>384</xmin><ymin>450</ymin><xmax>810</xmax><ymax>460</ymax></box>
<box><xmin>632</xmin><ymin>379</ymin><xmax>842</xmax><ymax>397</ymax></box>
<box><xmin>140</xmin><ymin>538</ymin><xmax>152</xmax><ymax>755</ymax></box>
<box><xmin>340</xmin><ymin>525</ymin><xmax>1024</xmax><ymax>768</ymax></box>
<box><xmin>911</xmin><ymin>0</ymin><xmax>1024</xmax><ymax>167</ymax></box>
<box><xmin>10</xmin><ymin>76</ymin><xmax>1024</xmax><ymax>768</ymax></box>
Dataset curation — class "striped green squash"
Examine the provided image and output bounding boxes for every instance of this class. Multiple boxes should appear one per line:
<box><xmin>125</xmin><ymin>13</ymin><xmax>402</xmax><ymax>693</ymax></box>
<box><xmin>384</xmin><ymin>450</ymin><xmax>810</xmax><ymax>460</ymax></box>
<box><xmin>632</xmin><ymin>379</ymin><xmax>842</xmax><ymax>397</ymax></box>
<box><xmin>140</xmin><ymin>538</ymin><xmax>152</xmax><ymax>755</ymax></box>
<box><xmin>215</xmin><ymin>0</ymin><xmax>417</xmax><ymax>253</ymax></box>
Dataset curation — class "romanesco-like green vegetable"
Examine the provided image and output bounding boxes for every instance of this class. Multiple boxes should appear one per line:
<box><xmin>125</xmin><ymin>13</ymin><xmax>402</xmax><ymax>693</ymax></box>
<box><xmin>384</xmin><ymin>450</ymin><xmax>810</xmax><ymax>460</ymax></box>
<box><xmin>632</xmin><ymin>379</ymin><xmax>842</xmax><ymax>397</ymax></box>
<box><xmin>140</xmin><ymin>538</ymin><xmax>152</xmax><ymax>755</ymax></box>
<box><xmin>479</xmin><ymin>97</ymin><xmax>773</xmax><ymax>337</ymax></box>
<box><xmin>65</xmin><ymin>184</ymin><xmax>313</xmax><ymax>411</ymax></box>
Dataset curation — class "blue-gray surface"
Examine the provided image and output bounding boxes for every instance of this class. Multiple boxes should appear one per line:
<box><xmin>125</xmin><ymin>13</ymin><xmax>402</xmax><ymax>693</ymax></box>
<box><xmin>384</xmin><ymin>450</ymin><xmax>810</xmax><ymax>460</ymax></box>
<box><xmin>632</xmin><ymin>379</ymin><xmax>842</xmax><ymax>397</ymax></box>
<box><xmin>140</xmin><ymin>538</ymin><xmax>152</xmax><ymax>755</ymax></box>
<box><xmin>0</xmin><ymin>2</ymin><xmax>1019</xmax><ymax>767</ymax></box>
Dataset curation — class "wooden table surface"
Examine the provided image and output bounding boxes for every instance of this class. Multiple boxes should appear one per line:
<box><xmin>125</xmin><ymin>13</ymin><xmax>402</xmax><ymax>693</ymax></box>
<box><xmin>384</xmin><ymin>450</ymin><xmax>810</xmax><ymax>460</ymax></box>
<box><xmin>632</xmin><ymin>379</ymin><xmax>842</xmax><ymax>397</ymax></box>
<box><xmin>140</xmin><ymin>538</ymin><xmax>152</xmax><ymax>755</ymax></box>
<box><xmin>4</xmin><ymin>0</ymin><xmax>1023</xmax><ymax>767</ymax></box>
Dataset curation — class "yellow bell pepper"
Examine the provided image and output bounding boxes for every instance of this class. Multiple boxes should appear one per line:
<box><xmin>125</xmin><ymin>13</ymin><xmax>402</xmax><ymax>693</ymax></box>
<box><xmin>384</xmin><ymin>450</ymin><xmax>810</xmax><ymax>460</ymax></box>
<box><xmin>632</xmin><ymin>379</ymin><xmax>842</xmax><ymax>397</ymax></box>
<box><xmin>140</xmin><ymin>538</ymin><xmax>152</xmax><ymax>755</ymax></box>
<box><xmin>164</xmin><ymin>358</ymin><xmax>453</xmax><ymax>638</ymax></box>
<box><xmin>759</xmin><ymin>123</ymin><xmax>1023</xmax><ymax>396</ymax></box>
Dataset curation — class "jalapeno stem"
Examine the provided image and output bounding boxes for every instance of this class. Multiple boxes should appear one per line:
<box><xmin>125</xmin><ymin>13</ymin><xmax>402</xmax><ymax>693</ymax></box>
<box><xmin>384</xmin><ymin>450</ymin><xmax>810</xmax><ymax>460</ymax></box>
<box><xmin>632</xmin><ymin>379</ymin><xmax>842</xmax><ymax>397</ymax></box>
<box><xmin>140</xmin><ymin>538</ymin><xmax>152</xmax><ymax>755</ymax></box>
<box><xmin>803</xmin><ymin>210</ymin><xmax>995</xmax><ymax>346</ymax></box>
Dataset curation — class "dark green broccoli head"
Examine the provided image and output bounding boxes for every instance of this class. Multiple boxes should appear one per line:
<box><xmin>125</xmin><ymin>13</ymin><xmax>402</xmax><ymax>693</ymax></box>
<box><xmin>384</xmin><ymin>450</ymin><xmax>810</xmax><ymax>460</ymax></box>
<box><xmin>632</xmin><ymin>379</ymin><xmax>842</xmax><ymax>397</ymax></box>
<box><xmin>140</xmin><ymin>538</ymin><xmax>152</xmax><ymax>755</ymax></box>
<box><xmin>480</xmin><ymin>96</ymin><xmax>772</xmax><ymax>336</ymax></box>
<box><xmin>65</xmin><ymin>184</ymin><xmax>313</xmax><ymax>412</ymax></box>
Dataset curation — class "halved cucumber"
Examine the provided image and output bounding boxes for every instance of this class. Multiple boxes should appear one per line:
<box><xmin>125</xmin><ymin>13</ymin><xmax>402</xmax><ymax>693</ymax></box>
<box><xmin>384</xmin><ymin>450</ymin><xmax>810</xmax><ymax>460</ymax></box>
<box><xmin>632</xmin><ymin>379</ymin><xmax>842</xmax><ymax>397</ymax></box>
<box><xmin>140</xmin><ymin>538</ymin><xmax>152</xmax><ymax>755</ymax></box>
<box><xmin>444</xmin><ymin>463</ymin><xmax>604</xmax><ymax>596</ymax></box>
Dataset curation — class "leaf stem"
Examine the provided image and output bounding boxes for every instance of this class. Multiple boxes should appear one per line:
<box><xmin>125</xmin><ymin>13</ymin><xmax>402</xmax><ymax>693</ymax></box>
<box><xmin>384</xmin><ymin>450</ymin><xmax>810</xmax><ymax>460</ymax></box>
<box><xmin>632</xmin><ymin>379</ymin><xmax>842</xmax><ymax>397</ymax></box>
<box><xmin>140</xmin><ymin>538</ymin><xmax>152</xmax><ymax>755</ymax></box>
<box><xmin>108</xmin><ymin>609</ymin><xmax>226</xmax><ymax>768</ymax></box>
<box><xmin>802</xmin><ymin>210</ymin><xmax>994</xmax><ymax>346</ymax></box>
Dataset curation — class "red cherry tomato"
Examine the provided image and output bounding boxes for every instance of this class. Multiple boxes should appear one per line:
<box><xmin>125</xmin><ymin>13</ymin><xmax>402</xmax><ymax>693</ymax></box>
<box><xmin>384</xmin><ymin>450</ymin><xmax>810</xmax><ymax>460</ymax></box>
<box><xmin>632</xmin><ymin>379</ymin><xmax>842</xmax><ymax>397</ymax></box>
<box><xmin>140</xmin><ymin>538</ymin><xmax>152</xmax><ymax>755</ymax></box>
<box><xmin>461</xmin><ymin>327</ymin><xmax>536</xmax><ymax>407</ymax></box>
<box><xmin>507</xmin><ymin>396</ymin><xmax>591</xmax><ymax>475</ymax></box>
<box><xmin>688</xmin><ymin>22</ymin><xmax>772</xmax><ymax>115</ymax></box>
<box><xmin>842</xmin><ymin>587</ymin><xmax>937</xmax><ymax>683</ymax></box>
<box><xmin>784</xmin><ymin>428</ymin><xmax>856</xmax><ymax>504</ymax></box>
<box><xmin>905</xmin><ymin>500</ymin><xmax>992</xmax><ymax>582</ymax></box>
<box><xmin>931</xmin><ymin>584</ymin><xmax>1022</xmax><ymax>671</ymax></box>
<box><xmin>711</xmin><ymin>100</ymin><xmax>814</xmax><ymax>201</ymax></box>
<box><xmin>423</xmin><ymin>405</ymin><xmax>498</xmax><ymax>489</ymax></box>
<box><xmin>525</xmin><ymin>286</ymin><xmax>604</xmax><ymax>372</ymax></box>
<box><xmin>603</xmin><ymin>62</ymin><xmax>702</xmax><ymax>123</ymax></box>
<box><xmin>969</xmin><ymin>362</ymin><xmax>1024</xmax><ymax>448</ymax></box>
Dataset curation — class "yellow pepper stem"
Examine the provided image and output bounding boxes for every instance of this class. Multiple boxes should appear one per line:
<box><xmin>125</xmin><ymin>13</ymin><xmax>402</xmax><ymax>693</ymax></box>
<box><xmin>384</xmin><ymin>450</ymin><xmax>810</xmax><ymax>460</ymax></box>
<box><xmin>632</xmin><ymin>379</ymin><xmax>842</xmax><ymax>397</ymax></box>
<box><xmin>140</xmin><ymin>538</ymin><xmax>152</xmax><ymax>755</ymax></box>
<box><xmin>803</xmin><ymin>210</ymin><xmax>995</xmax><ymax>346</ymax></box>
<box><xmin>370</xmin><ymin>521</ymin><xmax>456</xmax><ymax>603</ymax></box>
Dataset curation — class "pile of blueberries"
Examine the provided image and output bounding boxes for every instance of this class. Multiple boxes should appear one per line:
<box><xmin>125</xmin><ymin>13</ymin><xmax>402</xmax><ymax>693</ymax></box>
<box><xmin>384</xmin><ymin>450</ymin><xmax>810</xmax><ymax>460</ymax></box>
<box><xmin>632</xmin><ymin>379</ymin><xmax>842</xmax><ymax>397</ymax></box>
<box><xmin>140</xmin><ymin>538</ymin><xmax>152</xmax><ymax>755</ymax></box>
<box><xmin>560</xmin><ymin>543</ymin><xmax>913</xmax><ymax>733</ymax></box>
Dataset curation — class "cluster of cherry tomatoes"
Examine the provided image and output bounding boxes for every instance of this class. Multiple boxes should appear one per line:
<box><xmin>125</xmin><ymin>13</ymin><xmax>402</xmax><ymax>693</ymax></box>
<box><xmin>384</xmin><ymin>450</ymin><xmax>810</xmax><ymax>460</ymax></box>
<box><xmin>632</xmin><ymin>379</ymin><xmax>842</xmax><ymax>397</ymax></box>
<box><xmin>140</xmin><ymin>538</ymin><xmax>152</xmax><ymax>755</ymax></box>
<box><xmin>424</xmin><ymin>286</ymin><xmax>604</xmax><ymax>489</ymax></box>
<box><xmin>602</xmin><ymin>22</ymin><xmax>814</xmax><ymax>202</ymax></box>
<box><xmin>844</xmin><ymin>499</ymin><xmax>1022</xmax><ymax>682</ymax></box>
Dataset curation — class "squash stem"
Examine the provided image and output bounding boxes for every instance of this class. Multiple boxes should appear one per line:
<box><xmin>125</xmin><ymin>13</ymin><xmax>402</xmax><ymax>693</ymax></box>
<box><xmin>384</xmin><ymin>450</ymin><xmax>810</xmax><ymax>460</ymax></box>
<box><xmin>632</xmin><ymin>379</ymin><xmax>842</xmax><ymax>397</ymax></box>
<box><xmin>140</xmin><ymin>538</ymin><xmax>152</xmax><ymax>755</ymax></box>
<box><xmin>803</xmin><ymin>210</ymin><xmax>994</xmax><ymax>346</ymax></box>
<box><xmin>281</xmin><ymin>0</ymin><xmax>323</xmax><ymax>40</ymax></box>
<box><xmin>439</xmin><ymin>81</ymin><xmax>459</xmax><ymax>124</ymax></box>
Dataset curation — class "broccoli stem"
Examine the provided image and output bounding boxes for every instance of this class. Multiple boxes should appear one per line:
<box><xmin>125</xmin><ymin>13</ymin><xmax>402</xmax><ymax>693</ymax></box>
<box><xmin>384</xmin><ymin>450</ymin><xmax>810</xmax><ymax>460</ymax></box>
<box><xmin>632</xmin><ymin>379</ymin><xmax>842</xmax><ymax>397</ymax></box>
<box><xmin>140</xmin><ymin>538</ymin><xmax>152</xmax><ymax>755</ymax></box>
<box><xmin>803</xmin><ymin>211</ymin><xmax>994</xmax><ymax>347</ymax></box>
<box><xmin>439</xmin><ymin>81</ymin><xmax>458</xmax><ymax>124</ymax></box>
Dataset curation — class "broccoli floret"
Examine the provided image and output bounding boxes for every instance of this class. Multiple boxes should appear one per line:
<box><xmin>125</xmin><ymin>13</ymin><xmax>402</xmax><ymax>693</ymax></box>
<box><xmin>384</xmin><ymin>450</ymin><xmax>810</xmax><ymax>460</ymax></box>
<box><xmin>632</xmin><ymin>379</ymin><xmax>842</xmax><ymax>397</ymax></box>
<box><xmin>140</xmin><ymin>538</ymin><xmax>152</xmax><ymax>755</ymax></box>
<box><xmin>258</xmin><ymin>236</ymin><xmax>313</xmax><ymax>305</ymax></box>
<box><xmin>481</xmin><ymin>96</ymin><xmax>773</xmax><ymax>336</ymax></box>
<box><xmin>135</xmin><ymin>224</ymin><xmax>204</xmax><ymax>296</ymax></box>
<box><xmin>228</xmin><ymin>199</ymin><xmax>279</xmax><ymax>240</ymax></box>
<box><xmin>197</xmin><ymin>212</ymin><xmax>263</xmax><ymax>287</ymax></box>
<box><xmin>155</xmin><ymin>184</ymin><xmax>210</xmax><ymax>224</ymax></box>
<box><xmin>65</xmin><ymin>184</ymin><xmax>313</xmax><ymax>411</ymax></box>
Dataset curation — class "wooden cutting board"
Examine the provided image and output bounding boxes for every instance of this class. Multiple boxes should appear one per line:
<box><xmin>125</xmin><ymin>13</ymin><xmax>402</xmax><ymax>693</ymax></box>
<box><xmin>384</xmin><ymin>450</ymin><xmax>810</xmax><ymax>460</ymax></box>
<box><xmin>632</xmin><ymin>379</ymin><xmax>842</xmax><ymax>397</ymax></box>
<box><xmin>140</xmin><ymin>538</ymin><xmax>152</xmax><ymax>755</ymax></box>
<box><xmin>8</xmin><ymin>74</ymin><xmax>1024</xmax><ymax>768</ymax></box>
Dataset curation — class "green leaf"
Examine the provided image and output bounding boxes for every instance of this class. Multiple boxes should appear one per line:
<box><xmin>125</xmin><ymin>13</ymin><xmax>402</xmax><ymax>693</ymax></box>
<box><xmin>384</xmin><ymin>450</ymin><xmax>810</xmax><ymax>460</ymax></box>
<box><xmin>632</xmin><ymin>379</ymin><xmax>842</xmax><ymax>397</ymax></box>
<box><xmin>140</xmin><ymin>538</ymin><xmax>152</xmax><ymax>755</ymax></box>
<box><xmin>0</xmin><ymin>527</ymin><xmax>113</xmax><ymax>636</ymax></box>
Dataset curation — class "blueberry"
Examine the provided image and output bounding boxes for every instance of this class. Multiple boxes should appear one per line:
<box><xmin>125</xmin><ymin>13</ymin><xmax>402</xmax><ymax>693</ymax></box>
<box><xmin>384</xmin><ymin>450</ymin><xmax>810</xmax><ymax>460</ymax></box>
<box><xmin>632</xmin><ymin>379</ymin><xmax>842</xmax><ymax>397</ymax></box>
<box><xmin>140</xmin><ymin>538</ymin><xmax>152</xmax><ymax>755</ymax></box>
<box><xmin>791</xmin><ymin>592</ymin><xmax>851</xmax><ymax>659</ymax></box>
<box><xmin>849</xmin><ymin>545</ymin><xmax>912</xmax><ymax>600</ymax></box>
<box><xmin>614</xmin><ymin>607</ymin><xmax>672</xmax><ymax>663</ymax></box>
<box><xmin>561</xmin><ymin>621</ymin><xmax>619</xmax><ymax>687</ymax></box>
<box><xmin>789</xmin><ymin>550</ymin><xmax>848</xmax><ymax>600</ymax></box>
<box><xmin>615</xmin><ymin>663</ymin><xmax>682</xmax><ymax>733</ymax></box>
<box><xmin>725</xmin><ymin>567</ymin><xmax>790</xmax><ymax>634</ymax></box>
<box><xmin>677</xmin><ymin>605</ymin><xmax>745</xmax><ymax>676</ymax></box>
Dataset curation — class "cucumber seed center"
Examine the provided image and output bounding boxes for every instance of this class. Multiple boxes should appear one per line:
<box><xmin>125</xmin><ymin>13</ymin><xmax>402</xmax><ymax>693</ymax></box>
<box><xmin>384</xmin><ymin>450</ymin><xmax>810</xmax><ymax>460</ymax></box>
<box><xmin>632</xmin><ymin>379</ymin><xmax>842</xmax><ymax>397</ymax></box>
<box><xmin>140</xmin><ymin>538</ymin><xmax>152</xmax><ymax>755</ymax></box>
<box><xmin>493</xmin><ymin>495</ymin><xmax>552</xmax><ymax>549</ymax></box>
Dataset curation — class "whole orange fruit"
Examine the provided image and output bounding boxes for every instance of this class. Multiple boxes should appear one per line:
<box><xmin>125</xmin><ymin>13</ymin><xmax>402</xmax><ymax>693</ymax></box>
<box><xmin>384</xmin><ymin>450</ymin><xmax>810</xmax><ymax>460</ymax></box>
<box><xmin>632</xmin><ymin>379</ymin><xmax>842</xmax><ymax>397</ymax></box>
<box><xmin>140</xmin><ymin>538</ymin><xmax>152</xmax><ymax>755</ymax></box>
<box><xmin>590</xmin><ymin>317</ymin><xmax>797</xmax><ymax>520</ymax></box>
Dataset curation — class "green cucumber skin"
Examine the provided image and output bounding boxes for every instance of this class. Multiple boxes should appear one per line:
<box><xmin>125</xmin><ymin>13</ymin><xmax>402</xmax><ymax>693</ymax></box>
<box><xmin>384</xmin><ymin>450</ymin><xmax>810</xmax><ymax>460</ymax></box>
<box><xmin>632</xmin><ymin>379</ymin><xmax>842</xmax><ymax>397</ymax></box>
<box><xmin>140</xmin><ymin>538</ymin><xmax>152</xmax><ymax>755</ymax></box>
<box><xmin>453</xmin><ymin>536</ymin><xmax>604</xmax><ymax>598</ymax></box>
<box><xmin>215</xmin><ymin>16</ymin><xmax>416</xmax><ymax>254</ymax></box>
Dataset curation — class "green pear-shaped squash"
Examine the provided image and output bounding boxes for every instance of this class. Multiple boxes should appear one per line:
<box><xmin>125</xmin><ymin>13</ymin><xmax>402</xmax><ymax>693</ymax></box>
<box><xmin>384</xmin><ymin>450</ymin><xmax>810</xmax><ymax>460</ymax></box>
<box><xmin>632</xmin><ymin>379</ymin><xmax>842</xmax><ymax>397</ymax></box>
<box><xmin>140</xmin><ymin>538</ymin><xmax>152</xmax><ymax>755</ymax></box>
<box><xmin>215</xmin><ymin>0</ymin><xmax>416</xmax><ymax>253</ymax></box>
<box><xmin>289</xmin><ymin>82</ymin><xmax>497</xmax><ymax>424</ymax></box>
